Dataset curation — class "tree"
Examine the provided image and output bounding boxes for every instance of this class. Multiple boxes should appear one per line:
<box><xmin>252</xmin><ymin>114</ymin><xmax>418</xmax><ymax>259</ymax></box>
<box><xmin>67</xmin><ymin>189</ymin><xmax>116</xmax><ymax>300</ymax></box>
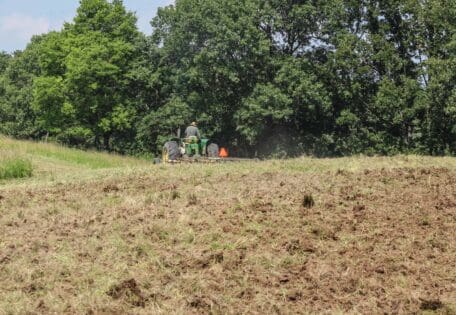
<box><xmin>415</xmin><ymin>0</ymin><xmax>456</xmax><ymax>154</ymax></box>
<box><xmin>0</xmin><ymin>37</ymin><xmax>45</xmax><ymax>138</ymax></box>
<box><xmin>31</xmin><ymin>0</ymin><xmax>142</xmax><ymax>150</ymax></box>
<box><xmin>151</xmin><ymin>0</ymin><xmax>271</xmax><ymax>152</ymax></box>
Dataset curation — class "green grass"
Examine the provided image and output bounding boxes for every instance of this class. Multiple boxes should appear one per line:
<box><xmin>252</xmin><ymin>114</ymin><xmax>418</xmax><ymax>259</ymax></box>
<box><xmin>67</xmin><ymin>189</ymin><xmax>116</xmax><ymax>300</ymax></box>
<box><xmin>26</xmin><ymin>145</ymin><xmax>138</xmax><ymax>169</ymax></box>
<box><xmin>0</xmin><ymin>135</ymin><xmax>148</xmax><ymax>170</ymax></box>
<box><xmin>0</xmin><ymin>136</ymin><xmax>152</xmax><ymax>185</ymax></box>
<box><xmin>0</xmin><ymin>158</ymin><xmax>33</xmax><ymax>180</ymax></box>
<box><xmin>0</xmin><ymin>136</ymin><xmax>149</xmax><ymax>170</ymax></box>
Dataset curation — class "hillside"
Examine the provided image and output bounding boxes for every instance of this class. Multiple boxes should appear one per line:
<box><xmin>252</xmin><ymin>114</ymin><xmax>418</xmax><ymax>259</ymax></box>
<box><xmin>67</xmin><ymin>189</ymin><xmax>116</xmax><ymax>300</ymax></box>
<box><xmin>0</xmin><ymin>138</ymin><xmax>455</xmax><ymax>314</ymax></box>
<box><xmin>0</xmin><ymin>136</ymin><xmax>149</xmax><ymax>185</ymax></box>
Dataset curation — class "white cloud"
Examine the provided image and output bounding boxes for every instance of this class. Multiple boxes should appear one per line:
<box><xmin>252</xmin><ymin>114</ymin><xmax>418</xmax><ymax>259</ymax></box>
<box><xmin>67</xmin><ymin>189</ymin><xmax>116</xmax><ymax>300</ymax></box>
<box><xmin>0</xmin><ymin>14</ymin><xmax>50</xmax><ymax>41</ymax></box>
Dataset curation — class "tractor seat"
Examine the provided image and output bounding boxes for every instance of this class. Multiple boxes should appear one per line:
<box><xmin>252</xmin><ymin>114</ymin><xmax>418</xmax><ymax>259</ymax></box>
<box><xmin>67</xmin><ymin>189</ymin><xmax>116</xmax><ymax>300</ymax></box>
<box><xmin>184</xmin><ymin>136</ymin><xmax>199</xmax><ymax>144</ymax></box>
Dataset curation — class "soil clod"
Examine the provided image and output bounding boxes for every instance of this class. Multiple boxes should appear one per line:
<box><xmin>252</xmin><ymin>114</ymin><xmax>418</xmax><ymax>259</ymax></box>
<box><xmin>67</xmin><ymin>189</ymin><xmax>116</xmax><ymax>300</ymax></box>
<box><xmin>287</xmin><ymin>290</ymin><xmax>303</xmax><ymax>301</ymax></box>
<box><xmin>420</xmin><ymin>298</ymin><xmax>444</xmax><ymax>311</ymax></box>
<box><xmin>188</xmin><ymin>295</ymin><xmax>212</xmax><ymax>310</ymax></box>
<box><xmin>285</xmin><ymin>239</ymin><xmax>315</xmax><ymax>254</ymax></box>
<box><xmin>103</xmin><ymin>184</ymin><xmax>119</xmax><ymax>193</ymax></box>
<box><xmin>36</xmin><ymin>300</ymin><xmax>47</xmax><ymax>311</ymax></box>
<box><xmin>107</xmin><ymin>279</ymin><xmax>146</xmax><ymax>307</ymax></box>
<box><xmin>353</xmin><ymin>204</ymin><xmax>366</xmax><ymax>212</ymax></box>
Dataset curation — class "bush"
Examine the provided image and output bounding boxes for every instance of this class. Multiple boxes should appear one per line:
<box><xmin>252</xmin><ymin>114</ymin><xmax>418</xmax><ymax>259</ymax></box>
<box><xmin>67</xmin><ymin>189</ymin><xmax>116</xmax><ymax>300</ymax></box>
<box><xmin>0</xmin><ymin>158</ymin><xmax>33</xmax><ymax>180</ymax></box>
<box><xmin>56</xmin><ymin>127</ymin><xmax>94</xmax><ymax>148</ymax></box>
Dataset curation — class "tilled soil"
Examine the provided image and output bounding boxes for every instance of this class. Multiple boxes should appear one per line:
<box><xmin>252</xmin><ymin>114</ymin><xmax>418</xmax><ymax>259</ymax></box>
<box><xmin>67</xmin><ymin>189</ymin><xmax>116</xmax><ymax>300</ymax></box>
<box><xmin>0</xmin><ymin>166</ymin><xmax>455</xmax><ymax>314</ymax></box>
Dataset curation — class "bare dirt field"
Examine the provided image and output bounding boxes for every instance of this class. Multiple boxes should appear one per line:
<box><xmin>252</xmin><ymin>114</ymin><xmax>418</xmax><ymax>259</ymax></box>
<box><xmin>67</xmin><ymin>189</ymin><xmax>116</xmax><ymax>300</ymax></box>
<box><xmin>0</xmin><ymin>147</ymin><xmax>455</xmax><ymax>314</ymax></box>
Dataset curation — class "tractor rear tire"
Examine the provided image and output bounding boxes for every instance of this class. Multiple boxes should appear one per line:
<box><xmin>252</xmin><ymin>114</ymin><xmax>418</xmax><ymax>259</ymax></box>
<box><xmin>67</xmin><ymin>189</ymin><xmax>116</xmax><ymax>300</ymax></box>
<box><xmin>163</xmin><ymin>141</ymin><xmax>181</xmax><ymax>162</ymax></box>
<box><xmin>207</xmin><ymin>143</ymin><xmax>219</xmax><ymax>158</ymax></box>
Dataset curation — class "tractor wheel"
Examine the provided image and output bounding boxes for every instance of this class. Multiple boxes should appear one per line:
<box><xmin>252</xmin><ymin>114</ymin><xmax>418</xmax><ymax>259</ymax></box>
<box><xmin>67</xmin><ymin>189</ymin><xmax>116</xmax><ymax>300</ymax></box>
<box><xmin>163</xmin><ymin>141</ymin><xmax>181</xmax><ymax>162</ymax></box>
<box><xmin>207</xmin><ymin>143</ymin><xmax>219</xmax><ymax>158</ymax></box>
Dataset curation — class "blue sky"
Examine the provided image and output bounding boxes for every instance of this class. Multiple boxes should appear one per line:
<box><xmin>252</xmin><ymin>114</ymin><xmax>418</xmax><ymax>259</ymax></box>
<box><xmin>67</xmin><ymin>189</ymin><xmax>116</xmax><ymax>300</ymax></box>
<box><xmin>0</xmin><ymin>0</ymin><xmax>174</xmax><ymax>52</ymax></box>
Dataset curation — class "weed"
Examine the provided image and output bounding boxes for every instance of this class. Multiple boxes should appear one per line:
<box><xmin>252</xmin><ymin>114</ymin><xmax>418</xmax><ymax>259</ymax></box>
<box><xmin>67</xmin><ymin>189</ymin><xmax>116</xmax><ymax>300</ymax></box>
<box><xmin>302</xmin><ymin>194</ymin><xmax>315</xmax><ymax>208</ymax></box>
<box><xmin>210</xmin><ymin>242</ymin><xmax>236</xmax><ymax>251</ymax></box>
<box><xmin>0</xmin><ymin>158</ymin><xmax>33</xmax><ymax>180</ymax></box>
<box><xmin>16</xmin><ymin>211</ymin><xmax>24</xmax><ymax>219</ymax></box>
<box><xmin>105</xmin><ymin>196</ymin><xmax>122</xmax><ymax>206</ymax></box>
<box><xmin>245</xmin><ymin>222</ymin><xmax>263</xmax><ymax>235</ymax></box>
<box><xmin>187</xmin><ymin>193</ymin><xmax>198</xmax><ymax>205</ymax></box>
<box><xmin>45</xmin><ymin>206</ymin><xmax>60</xmax><ymax>216</ymax></box>
<box><xmin>171</xmin><ymin>190</ymin><xmax>180</xmax><ymax>200</ymax></box>
<box><xmin>280</xmin><ymin>256</ymin><xmax>294</xmax><ymax>267</ymax></box>
<box><xmin>133</xmin><ymin>244</ymin><xmax>153</xmax><ymax>258</ymax></box>
<box><xmin>183</xmin><ymin>230</ymin><xmax>196</xmax><ymax>244</ymax></box>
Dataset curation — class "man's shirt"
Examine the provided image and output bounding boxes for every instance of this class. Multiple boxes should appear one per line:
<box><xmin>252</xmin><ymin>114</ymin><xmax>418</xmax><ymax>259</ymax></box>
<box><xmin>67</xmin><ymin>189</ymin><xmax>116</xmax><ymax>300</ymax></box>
<box><xmin>185</xmin><ymin>126</ymin><xmax>201</xmax><ymax>138</ymax></box>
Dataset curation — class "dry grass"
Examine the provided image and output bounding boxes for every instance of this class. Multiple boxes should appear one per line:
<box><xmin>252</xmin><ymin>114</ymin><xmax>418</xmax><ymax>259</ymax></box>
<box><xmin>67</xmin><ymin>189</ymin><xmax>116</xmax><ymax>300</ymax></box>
<box><xmin>0</xmin><ymin>138</ymin><xmax>455</xmax><ymax>314</ymax></box>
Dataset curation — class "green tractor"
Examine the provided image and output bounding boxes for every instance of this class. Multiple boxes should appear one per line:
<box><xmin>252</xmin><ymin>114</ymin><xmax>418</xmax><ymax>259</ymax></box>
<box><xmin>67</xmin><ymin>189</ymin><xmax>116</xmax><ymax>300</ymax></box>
<box><xmin>162</xmin><ymin>136</ymin><xmax>219</xmax><ymax>162</ymax></box>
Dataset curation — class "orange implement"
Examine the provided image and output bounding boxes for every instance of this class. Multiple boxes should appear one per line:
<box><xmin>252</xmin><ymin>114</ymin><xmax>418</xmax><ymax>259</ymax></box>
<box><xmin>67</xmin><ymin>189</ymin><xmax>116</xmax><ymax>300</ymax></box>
<box><xmin>219</xmin><ymin>147</ymin><xmax>229</xmax><ymax>158</ymax></box>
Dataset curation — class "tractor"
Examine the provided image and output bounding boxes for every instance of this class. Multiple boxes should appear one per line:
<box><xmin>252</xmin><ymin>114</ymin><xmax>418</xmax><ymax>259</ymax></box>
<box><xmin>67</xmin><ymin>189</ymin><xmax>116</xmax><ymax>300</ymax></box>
<box><xmin>162</xmin><ymin>136</ymin><xmax>220</xmax><ymax>162</ymax></box>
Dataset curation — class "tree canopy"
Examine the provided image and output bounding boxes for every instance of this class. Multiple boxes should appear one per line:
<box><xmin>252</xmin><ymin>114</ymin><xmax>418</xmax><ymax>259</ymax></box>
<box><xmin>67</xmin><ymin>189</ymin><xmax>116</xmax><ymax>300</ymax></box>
<box><xmin>0</xmin><ymin>0</ymin><xmax>454</xmax><ymax>157</ymax></box>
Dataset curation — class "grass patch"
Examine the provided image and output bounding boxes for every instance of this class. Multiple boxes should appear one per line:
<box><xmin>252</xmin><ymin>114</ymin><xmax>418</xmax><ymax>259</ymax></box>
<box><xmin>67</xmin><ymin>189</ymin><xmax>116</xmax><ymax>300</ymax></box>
<box><xmin>0</xmin><ymin>135</ymin><xmax>148</xmax><ymax>170</ymax></box>
<box><xmin>28</xmin><ymin>146</ymin><xmax>130</xmax><ymax>169</ymax></box>
<box><xmin>0</xmin><ymin>158</ymin><xmax>33</xmax><ymax>180</ymax></box>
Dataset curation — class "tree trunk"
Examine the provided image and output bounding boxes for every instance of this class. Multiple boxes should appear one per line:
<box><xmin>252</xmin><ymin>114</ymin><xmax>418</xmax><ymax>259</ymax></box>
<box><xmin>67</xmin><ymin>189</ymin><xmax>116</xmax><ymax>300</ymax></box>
<box><xmin>103</xmin><ymin>134</ymin><xmax>111</xmax><ymax>151</ymax></box>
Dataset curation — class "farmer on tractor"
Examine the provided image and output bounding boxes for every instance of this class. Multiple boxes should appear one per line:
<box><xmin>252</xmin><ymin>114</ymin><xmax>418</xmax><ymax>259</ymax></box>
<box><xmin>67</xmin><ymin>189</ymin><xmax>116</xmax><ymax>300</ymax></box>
<box><xmin>184</xmin><ymin>121</ymin><xmax>202</xmax><ymax>156</ymax></box>
<box><xmin>162</xmin><ymin>121</ymin><xmax>220</xmax><ymax>162</ymax></box>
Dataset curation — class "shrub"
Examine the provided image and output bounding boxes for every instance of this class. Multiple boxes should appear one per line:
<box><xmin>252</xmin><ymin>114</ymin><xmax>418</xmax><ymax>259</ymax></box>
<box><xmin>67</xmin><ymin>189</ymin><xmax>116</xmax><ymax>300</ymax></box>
<box><xmin>56</xmin><ymin>127</ymin><xmax>94</xmax><ymax>148</ymax></box>
<box><xmin>302</xmin><ymin>194</ymin><xmax>315</xmax><ymax>208</ymax></box>
<box><xmin>0</xmin><ymin>158</ymin><xmax>33</xmax><ymax>180</ymax></box>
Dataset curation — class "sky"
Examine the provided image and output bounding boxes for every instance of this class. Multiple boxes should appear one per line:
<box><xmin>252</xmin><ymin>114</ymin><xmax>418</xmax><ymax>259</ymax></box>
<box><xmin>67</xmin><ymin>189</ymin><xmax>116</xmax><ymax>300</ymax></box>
<box><xmin>0</xmin><ymin>0</ymin><xmax>174</xmax><ymax>52</ymax></box>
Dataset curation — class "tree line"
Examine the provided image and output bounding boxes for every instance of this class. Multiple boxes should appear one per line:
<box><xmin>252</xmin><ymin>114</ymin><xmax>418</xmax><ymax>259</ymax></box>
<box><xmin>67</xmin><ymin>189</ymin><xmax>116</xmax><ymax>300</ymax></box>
<box><xmin>0</xmin><ymin>0</ymin><xmax>455</xmax><ymax>157</ymax></box>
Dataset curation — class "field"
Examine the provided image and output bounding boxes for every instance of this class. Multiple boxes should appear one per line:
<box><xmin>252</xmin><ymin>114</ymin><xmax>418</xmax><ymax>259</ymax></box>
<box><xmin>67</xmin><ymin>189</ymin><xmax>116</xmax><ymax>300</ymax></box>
<box><xmin>0</xmin><ymin>136</ymin><xmax>455</xmax><ymax>314</ymax></box>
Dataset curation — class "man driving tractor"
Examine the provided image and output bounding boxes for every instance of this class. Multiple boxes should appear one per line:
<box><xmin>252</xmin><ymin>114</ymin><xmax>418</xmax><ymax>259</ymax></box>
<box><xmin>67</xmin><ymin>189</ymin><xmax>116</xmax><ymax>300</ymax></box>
<box><xmin>161</xmin><ymin>121</ymin><xmax>222</xmax><ymax>161</ymax></box>
<box><xmin>184</xmin><ymin>121</ymin><xmax>202</xmax><ymax>156</ymax></box>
